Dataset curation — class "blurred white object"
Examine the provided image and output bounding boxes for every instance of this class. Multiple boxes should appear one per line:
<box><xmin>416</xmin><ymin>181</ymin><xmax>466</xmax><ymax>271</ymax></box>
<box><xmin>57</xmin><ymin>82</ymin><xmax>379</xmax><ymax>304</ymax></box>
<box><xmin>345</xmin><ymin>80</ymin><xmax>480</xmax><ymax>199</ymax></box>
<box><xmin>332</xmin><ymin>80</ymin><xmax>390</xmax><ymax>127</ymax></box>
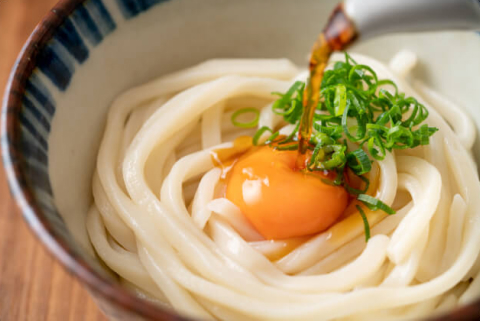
<box><xmin>345</xmin><ymin>0</ymin><xmax>480</xmax><ymax>39</ymax></box>
<box><xmin>389</xmin><ymin>50</ymin><xmax>417</xmax><ymax>77</ymax></box>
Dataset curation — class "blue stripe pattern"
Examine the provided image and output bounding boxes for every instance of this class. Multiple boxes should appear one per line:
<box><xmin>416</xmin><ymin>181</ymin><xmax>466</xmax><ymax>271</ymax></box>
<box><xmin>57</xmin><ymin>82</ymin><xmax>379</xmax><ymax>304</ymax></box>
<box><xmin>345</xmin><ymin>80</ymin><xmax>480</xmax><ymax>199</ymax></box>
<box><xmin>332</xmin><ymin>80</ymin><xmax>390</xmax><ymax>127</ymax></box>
<box><xmin>37</xmin><ymin>43</ymin><xmax>74</xmax><ymax>91</ymax></box>
<box><xmin>38</xmin><ymin>0</ymin><xmax>117</xmax><ymax>91</ymax></box>
<box><xmin>6</xmin><ymin>0</ymin><xmax>171</xmax><ymax>279</ymax></box>
<box><xmin>116</xmin><ymin>0</ymin><xmax>169</xmax><ymax>19</ymax></box>
<box><xmin>20</xmin><ymin>137</ymin><xmax>48</xmax><ymax>166</ymax></box>
<box><xmin>15</xmin><ymin>0</ymin><xmax>122</xmax><ymax>240</ymax></box>
<box><xmin>71</xmin><ymin>7</ymin><xmax>104</xmax><ymax>45</ymax></box>
<box><xmin>19</xmin><ymin>113</ymin><xmax>49</xmax><ymax>151</ymax></box>
<box><xmin>23</xmin><ymin>97</ymin><xmax>51</xmax><ymax>133</ymax></box>
<box><xmin>85</xmin><ymin>0</ymin><xmax>116</xmax><ymax>36</ymax></box>
<box><xmin>25</xmin><ymin>75</ymin><xmax>55</xmax><ymax>117</ymax></box>
<box><xmin>36</xmin><ymin>0</ymin><xmax>170</xmax><ymax>91</ymax></box>
<box><xmin>17</xmin><ymin>0</ymin><xmax>170</xmax><ymax>210</ymax></box>
<box><xmin>24</xmin><ymin>161</ymin><xmax>53</xmax><ymax>195</ymax></box>
<box><xmin>55</xmin><ymin>19</ymin><xmax>89</xmax><ymax>63</ymax></box>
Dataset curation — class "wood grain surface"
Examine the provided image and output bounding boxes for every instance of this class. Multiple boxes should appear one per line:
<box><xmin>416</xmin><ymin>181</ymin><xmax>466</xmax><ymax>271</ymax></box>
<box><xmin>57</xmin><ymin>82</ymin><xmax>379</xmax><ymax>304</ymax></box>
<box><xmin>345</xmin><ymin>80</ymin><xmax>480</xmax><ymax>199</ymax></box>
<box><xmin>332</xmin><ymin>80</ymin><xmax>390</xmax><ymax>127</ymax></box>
<box><xmin>0</xmin><ymin>1</ymin><xmax>107</xmax><ymax>320</ymax></box>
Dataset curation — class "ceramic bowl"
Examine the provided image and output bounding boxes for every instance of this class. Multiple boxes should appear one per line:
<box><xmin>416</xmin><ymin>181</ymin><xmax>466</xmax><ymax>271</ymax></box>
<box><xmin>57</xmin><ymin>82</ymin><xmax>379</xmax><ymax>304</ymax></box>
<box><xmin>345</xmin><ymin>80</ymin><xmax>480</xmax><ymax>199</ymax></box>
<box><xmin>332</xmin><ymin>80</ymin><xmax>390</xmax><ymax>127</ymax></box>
<box><xmin>2</xmin><ymin>0</ymin><xmax>479</xmax><ymax>320</ymax></box>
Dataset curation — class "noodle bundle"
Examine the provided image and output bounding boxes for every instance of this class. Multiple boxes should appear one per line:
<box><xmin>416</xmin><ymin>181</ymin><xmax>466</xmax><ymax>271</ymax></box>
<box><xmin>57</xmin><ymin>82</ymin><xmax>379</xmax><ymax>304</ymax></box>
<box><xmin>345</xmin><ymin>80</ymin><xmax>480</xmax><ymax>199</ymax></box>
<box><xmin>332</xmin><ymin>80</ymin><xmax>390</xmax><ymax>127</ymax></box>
<box><xmin>87</xmin><ymin>53</ymin><xmax>479</xmax><ymax>320</ymax></box>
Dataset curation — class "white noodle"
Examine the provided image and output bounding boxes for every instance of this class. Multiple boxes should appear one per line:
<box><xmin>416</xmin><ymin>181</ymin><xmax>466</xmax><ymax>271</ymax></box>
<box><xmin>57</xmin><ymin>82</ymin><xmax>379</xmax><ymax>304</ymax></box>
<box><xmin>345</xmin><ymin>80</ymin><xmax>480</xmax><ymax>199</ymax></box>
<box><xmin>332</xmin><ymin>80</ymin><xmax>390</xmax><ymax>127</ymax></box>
<box><xmin>86</xmin><ymin>55</ymin><xmax>479</xmax><ymax>320</ymax></box>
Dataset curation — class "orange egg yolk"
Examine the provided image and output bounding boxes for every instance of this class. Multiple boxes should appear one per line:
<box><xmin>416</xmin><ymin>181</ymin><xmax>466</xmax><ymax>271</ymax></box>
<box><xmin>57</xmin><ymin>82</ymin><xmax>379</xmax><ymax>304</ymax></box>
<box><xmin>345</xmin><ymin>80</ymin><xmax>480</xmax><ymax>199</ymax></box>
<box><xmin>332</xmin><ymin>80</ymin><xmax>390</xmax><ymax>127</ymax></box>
<box><xmin>226</xmin><ymin>146</ymin><xmax>349</xmax><ymax>240</ymax></box>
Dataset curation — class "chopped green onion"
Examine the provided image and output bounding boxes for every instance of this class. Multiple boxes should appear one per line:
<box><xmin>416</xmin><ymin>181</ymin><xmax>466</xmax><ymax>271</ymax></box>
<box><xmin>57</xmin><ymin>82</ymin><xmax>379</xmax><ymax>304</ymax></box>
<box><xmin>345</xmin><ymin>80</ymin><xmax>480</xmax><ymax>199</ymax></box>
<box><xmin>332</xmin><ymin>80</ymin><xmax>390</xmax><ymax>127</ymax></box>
<box><xmin>229</xmin><ymin>53</ymin><xmax>437</xmax><ymax>241</ymax></box>
<box><xmin>271</xmin><ymin>81</ymin><xmax>304</xmax><ymax>124</ymax></box>
<box><xmin>253</xmin><ymin>126</ymin><xmax>276</xmax><ymax>145</ymax></box>
<box><xmin>344</xmin><ymin>175</ymin><xmax>370</xmax><ymax>195</ymax></box>
<box><xmin>334</xmin><ymin>85</ymin><xmax>347</xmax><ymax>116</ymax></box>
<box><xmin>356</xmin><ymin>205</ymin><xmax>371</xmax><ymax>242</ymax></box>
<box><xmin>321</xmin><ymin>145</ymin><xmax>346</xmax><ymax>169</ymax></box>
<box><xmin>358</xmin><ymin>194</ymin><xmax>395</xmax><ymax>215</ymax></box>
<box><xmin>347</xmin><ymin>149</ymin><xmax>371</xmax><ymax>175</ymax></box>
<box><xmin>231</xmin><ymin>108</ymin><xmax>260</xmax><ymax>128</ymax></box>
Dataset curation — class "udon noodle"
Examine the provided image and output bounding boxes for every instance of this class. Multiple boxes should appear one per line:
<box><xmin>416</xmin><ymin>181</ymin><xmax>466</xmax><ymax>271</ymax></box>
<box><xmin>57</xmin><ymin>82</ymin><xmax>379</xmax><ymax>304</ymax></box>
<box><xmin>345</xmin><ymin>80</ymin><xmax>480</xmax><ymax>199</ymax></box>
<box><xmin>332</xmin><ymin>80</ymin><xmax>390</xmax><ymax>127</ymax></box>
<box><xmin>87</xmin><ymin>52</ymin><xmax>480</xmax><ymax>320</ymax></box>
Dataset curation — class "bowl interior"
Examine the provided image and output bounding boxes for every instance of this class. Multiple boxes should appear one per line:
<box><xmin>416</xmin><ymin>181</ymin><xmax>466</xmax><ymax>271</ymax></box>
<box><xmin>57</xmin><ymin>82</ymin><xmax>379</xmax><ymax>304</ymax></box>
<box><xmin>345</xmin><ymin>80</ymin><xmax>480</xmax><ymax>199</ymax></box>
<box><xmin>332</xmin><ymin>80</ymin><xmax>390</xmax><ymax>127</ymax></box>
<box><xmin>50</xmin><ymin>0</ymin><xmax>479</xmax><ymax>261</ymax></box>
<box><xmin>3</xmin><ymin>0</ymin><xmax>479</xmax><ymax>317</ymax></box>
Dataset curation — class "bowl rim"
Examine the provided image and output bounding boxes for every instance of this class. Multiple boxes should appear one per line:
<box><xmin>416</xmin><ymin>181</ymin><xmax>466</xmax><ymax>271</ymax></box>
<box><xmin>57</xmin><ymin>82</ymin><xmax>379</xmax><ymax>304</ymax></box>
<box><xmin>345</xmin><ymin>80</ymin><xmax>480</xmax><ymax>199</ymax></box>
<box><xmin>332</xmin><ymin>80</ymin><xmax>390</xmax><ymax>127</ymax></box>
<box><xmin>1</xmin><ymin>0</ymin><xmax>479</xmax><ymax>320</ymax></box>
<box><xmin>0</xmin><ymin>0</ymin><xmax>188</xmax><ymax>320</ymax></box>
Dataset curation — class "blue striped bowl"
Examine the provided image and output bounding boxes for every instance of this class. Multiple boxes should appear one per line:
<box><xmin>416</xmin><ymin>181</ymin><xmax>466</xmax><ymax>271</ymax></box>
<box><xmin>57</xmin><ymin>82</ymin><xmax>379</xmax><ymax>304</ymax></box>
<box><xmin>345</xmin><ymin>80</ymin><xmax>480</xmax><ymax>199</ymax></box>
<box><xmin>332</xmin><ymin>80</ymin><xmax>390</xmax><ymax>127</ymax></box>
<box><xmin>1</xmin><ymin>0</ymin><xmax>188</xmax><ymax>319</ymax></box>
<box><xmin>2</xmin><ymin>0</ymin><xmax>479</xmax><ymax>319</ymax></box>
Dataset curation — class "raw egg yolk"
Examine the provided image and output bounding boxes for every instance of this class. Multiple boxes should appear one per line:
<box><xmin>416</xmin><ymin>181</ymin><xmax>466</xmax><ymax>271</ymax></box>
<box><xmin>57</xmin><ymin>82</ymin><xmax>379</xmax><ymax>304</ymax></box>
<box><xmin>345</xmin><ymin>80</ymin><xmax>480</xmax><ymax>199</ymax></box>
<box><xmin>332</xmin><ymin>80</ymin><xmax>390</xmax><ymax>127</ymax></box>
<box><xmin>226</xmin><ymin>146</ymin><xmax>349</xmax><ymax>240</ymax></box>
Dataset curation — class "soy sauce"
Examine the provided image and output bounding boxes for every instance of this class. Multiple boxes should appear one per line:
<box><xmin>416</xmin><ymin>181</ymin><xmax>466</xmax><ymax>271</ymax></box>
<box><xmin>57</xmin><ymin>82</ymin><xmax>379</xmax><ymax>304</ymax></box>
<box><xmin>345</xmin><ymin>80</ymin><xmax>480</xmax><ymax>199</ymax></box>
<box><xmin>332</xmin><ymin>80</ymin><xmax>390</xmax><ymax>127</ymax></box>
<box><xmin>296</xmin><ymin>4</ymin><xmax>358</xmax><ymax>169</ymax></box>
<box><xmin>211</xmin><ymin>136</ymin><xmax>254</xmax><ymax>179</ymax></box>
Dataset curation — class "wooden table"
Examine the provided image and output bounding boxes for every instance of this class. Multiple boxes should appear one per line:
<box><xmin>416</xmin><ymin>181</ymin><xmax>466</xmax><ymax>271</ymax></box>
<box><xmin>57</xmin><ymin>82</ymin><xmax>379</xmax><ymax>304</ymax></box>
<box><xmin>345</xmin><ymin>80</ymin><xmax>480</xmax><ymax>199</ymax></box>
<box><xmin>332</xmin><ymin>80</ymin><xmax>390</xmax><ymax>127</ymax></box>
<box><xmin>0</xmin><ymin>1</ymin><xmax>106</xmax><ymax>320</ymax></box>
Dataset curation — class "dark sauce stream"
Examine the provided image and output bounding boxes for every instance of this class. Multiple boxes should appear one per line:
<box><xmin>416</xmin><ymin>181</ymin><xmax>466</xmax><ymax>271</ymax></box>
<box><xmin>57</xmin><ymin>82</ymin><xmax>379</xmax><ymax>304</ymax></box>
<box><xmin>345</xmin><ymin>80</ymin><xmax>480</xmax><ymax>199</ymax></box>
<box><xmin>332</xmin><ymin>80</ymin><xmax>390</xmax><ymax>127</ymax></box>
<box><xmin>209</xmin><ymin>5</ymin><xmax>375</xmax><ymax>242</ymax></box>
<box><xmin>296</xmin><ymin>4</ymin><xmax>358</xmax><ymax>169</ymax></box>
<box><xmin>213</xmin><ymin>5</ymin><xmax>359</xmax><ymax>179</ymax></box>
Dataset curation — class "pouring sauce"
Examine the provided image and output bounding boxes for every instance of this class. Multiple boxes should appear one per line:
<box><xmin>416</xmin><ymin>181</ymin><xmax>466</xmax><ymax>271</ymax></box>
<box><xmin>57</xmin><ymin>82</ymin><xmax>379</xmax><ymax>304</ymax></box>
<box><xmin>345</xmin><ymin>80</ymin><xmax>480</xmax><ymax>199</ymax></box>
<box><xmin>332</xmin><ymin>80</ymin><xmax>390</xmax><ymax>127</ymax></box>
<box><xmin>210</xmin><ymin>4</ymin><xmax>362</xmax><ymax>240</ymax></box>
<box><xmin>296</xmin><ymin>4</ymin><xmax>358</xmax><ymax>168</ymax></box>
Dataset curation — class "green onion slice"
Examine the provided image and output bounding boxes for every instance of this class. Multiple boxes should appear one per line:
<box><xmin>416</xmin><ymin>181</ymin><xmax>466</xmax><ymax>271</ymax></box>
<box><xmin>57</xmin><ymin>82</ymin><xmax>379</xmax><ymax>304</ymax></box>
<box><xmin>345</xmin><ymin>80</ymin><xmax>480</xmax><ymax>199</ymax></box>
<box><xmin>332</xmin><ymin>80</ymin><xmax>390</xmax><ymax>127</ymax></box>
<box><xmin>347</xmin><ymin>149</ymin><xmax>371</xmax><ymax>175</ymax></box>
<box><xmin>231</xmin><ymin>108</ymin><xmax>260</xmax><ymax>128</ymax></box>
<box><xmin>356</xmin><ymin>205</ymin><xmax>371</xmax><ymax>242</ymax></box>
<box><xmin>358</xmin><ymin>194</ymin><xmax>395</xmax><ymax>215</ymax></box>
